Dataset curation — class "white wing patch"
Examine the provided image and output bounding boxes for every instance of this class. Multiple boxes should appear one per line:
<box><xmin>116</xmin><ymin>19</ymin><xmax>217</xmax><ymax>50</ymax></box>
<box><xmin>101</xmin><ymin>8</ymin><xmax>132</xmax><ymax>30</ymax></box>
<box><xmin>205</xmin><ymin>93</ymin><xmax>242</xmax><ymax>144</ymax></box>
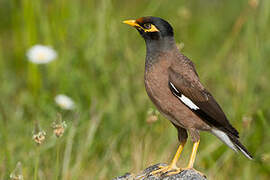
<box><xmin>169</xmin><ymin>82</ymin><xmax>180</xmax><ymax>93</ymax></box>
<box><xmin>169</xmin><ymin>82</ymin><xmax>199</xmax><ymax>110</ymax></box>
<box><xmin>179</xmin><ymin>95</ymin><xmax>199</xmax><ymax>110</ymax></box>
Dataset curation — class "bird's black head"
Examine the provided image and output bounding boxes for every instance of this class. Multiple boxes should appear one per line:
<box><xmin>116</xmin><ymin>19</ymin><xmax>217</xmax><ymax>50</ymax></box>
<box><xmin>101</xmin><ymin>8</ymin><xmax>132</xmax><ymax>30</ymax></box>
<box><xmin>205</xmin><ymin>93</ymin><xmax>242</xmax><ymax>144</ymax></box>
<box><xmin>123</xmin><ymin>16</ymin><xmax>174</xmax><ymax>41</ymax></box>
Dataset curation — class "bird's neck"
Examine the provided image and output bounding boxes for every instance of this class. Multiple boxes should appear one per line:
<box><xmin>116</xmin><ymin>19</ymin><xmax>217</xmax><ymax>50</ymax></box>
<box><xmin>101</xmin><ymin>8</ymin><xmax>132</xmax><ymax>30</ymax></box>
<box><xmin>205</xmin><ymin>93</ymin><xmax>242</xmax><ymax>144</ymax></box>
<box><xmin>145</xmin><ymin>36</ymin><xmax>177</xmax><ymax>69</ymax></box>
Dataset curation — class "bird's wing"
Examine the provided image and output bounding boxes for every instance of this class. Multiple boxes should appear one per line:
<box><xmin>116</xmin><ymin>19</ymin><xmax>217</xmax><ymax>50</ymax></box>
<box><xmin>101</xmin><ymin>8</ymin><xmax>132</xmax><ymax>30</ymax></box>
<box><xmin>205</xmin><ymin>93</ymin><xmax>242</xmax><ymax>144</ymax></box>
<box><xmin>168</xmin><ymin>66</ymin><xmax>239</xmax><ymax>137</ymax></box>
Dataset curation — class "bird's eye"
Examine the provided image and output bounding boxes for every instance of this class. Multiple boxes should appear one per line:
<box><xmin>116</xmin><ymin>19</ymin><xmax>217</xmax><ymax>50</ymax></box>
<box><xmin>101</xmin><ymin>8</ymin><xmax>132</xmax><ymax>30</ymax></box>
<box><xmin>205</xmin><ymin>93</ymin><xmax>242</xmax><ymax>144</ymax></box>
<box><xmin>143</xmin><ymin>23</ymin><xmax>151</xmax><ymax>29</ymax></box>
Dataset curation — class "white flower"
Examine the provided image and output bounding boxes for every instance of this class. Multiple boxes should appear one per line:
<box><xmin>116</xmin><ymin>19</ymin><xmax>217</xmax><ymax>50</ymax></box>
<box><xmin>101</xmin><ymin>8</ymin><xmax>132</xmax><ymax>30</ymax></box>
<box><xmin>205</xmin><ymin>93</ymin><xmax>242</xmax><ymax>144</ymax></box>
<box><xmin>26</xmin><ymin>45</ymin><xmax>57</xmax><ymax>64</ymax></box>
<box><xmin>55</xmin><ymin>94</ymin><xmax>75</xmax><ymax>110</ymax></box>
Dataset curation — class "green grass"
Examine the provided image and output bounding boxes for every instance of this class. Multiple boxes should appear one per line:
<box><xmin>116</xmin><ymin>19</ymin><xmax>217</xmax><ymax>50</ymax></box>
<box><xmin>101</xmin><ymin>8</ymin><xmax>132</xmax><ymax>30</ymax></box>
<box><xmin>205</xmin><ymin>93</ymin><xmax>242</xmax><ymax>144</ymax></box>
<box><xmin>0</xmin><ymin>0</ymin><xmax>270</xmax><ymax>179</ymax></box>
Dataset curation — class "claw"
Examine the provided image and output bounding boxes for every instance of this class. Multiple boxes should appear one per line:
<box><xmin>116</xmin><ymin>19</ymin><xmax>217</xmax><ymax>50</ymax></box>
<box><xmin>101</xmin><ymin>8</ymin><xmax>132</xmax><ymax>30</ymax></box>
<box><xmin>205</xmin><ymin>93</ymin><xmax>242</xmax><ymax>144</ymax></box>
<box><xmin>150</xmin><ymin>165</ymin><xmax>181</xmax><ymax>177</ymax></box>
<box><xmin>149</xmin><ymin>165</ymin><xmax>168</xmax><ymax>176</ymax></box>
<box><xmin>165</xmin><ymin>168</ymin><xmax>181</xmax><ymax>176</ymax></box>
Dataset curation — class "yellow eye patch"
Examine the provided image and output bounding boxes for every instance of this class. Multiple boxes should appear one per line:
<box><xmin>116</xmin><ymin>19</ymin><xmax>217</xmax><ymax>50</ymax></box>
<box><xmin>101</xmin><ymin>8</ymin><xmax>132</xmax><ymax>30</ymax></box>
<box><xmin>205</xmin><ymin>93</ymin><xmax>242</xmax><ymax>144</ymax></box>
<box><xmin>144</xmin><ymin>24</ymin><xmax>159</xmax><ymax>32</ymax></box>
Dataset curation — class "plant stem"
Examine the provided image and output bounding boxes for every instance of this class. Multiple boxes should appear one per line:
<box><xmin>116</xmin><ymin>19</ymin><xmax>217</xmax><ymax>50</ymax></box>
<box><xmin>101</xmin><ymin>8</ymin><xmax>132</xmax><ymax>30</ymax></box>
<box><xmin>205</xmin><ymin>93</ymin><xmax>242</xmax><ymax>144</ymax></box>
<box><xmin>55</xmin><ymin>140</ymin><xmax>61</xmax><ymax>180</ymax></box>
<box><xmin>34</xmin><ymin>146</ymin><xmax>40</xmax><ymax>180</ymax></box>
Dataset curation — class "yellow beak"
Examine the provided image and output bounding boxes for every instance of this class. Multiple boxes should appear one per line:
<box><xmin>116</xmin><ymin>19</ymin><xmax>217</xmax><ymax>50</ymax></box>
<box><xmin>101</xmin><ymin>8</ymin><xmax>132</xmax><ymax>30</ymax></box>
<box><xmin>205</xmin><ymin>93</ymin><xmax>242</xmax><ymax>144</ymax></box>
<box><xmin>123</xmin><ymin>20</ymin><xmax>140</xmax><ymax>27</ymax></box>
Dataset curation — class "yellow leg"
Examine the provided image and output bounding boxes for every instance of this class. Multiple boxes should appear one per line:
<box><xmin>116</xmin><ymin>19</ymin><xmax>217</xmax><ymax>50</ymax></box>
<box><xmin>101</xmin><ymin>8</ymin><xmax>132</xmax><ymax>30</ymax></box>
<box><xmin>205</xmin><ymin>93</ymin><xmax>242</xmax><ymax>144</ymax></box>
<box><xmin>180</xmin><ymin>140</ymin><xmax>205</xmax><ymax>177</ymax></box>
<box><xmin>150</xmin><ymin>142</ymin><xmax>185</xmax><ymax>176</ymax></box>
<box><xmin>187</xmin><ymin>140</ymin><xmax>200</xmax><ymax>168</ymax></box>
<box><xmin>169</xmin><ymin>141</ymin><xmax>185</xmax><ymax>168</ymax></box>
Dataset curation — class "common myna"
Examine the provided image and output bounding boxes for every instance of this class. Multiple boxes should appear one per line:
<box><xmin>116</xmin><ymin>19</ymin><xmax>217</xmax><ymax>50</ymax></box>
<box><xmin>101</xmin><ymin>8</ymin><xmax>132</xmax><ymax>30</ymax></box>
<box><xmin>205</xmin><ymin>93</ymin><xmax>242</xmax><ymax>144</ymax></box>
<box><xmin>123</xmin><ymin>16</ymin><xmax>253</xmax><ymax>175</ymax></box>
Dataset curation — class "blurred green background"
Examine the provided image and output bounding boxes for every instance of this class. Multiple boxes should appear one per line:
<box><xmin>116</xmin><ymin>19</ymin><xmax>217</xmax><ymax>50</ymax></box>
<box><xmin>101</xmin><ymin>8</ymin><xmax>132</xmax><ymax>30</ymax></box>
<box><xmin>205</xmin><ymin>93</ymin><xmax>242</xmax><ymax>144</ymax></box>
<box><xmin>0</xmin><ymin>0</ymin><xmax>270</xmax><ymax>179</ymax></box>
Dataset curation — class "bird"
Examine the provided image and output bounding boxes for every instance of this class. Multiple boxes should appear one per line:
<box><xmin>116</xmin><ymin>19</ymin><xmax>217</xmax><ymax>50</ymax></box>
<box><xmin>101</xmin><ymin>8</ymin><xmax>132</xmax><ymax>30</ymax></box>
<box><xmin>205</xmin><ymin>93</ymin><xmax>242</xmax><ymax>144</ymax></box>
<box><xmin>123</xmin><ymin>16</ymin><xmax>253</xmax><ymax>175</ymax></box>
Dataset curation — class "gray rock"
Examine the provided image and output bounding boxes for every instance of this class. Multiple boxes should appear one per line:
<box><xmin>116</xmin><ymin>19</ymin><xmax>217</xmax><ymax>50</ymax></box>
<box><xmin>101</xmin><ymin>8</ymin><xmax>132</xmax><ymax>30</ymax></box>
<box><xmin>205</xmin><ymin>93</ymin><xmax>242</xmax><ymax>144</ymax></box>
<box><xmin>113</xmin><ymin>163</ymin><xmax>207</xmax><ymax>180</ymax></box>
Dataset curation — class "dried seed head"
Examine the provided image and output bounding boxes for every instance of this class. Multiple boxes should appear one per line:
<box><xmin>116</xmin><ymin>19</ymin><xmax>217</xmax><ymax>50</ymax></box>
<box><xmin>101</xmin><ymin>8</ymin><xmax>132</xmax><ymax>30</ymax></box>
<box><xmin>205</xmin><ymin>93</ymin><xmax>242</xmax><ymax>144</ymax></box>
<box><xmin>52</xmin><ymin>113</ymin><xmax>67</xmax><ymax>138</ymax></box>
<box><xmin>33</xmin><ymin>123</ymin><xmax>46</xmax><ymax>145</ymax></box>
<box><xmin>52</xmin><ymin>121</ymin><xmax>67</xmax><ymax>138</ymax></box>
<box><xmin>10</xmin><ymin>162</ymin><xmax>23</xmax><ymax>180</ymax></box>
<box><xmin>146</xmin><ymin>115</ymin><xmax>158</xmax><ymax>124</ymax></box>
<box><xmin>33</xmin><ymin>130</ymin><xmax>46</xmax><ymax>145</ymax></box>
<box><xmin>146</xmin><ymin>108</ymin><xmax>159</xmax><ymax>124</ymax></box>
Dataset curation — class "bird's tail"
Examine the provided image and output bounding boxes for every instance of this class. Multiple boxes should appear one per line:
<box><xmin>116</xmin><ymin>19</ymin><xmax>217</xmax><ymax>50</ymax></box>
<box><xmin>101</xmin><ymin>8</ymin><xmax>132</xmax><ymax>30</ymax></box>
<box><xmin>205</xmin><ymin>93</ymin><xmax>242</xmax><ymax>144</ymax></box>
<box><xmin>211</xmin><ymin>128</ymin><xmax>253</xmax><ymax>160</ymax></box>
<box><xmin>228</xmin><ymin>134</ymin><xmax>253</xmax><ymax>160</ymax></box>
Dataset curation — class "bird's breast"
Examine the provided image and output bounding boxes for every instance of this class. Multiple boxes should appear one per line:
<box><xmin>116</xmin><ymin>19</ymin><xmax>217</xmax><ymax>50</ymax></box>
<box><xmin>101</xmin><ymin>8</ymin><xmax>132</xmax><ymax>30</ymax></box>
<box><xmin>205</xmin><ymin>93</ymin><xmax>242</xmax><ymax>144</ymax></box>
<box><xmin>144</xmin><ymin>60</ymin><xmax>181</xmax><ymax>123</ymax></box>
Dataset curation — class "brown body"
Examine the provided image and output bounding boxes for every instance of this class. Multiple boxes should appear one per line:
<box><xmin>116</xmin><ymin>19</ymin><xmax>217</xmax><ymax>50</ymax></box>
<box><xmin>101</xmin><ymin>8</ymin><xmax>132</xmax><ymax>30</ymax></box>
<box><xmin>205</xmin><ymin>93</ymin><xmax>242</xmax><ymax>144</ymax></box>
<box><xmin>144</xmin><ymin>49</ymin><xmax>210</xmax><ymax>142</ymax></box>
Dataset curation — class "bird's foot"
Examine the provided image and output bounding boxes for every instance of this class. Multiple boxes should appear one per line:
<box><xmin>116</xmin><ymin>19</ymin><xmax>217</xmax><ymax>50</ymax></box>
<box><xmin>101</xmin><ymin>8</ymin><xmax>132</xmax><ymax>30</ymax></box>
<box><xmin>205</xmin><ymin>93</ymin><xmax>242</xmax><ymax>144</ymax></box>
<box><xmin>149</xmin><ymin>164</ymin><xmax>181</xmax><ymax>177</ymax></box>
<box><xmin>180</xmin><ymin>167</ymin><xmax>206</xmax><ymax>178</ymax></box>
